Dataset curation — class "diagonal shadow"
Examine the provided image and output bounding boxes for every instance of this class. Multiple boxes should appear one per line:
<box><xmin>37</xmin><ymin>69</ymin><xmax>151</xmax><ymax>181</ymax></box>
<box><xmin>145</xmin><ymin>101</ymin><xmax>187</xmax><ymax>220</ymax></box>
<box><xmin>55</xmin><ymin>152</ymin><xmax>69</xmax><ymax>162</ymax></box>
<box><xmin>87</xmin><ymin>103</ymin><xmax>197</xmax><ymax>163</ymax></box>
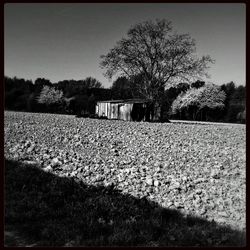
<box><xmin>4</xmin><ymin>159</ymin><xmax>245</xmax><ymax>247</ymax></box>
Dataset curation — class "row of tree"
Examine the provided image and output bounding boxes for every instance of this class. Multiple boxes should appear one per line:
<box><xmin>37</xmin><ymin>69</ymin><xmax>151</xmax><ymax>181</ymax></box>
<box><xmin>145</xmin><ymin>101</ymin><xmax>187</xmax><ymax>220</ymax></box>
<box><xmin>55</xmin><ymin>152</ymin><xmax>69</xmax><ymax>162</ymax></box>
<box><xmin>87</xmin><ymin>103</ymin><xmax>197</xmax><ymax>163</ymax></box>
<box><xmin>4</xmin><ymin>19</ymin><xmax>245</xmax><ymax>123</ymax></box>
<box><xmin>110</xmin><ymin>77</ymin><xmax>245</xmax><ymax>123</ymax></box>
<box><xmin>5</xmin><ymin>75</ymin><xmax>245</xmax><ymax>123</ymax></box>
<box><xmin>5</xmin><ymin>76</ymin><xmax>111</xmax><ymax>115</ymax></box>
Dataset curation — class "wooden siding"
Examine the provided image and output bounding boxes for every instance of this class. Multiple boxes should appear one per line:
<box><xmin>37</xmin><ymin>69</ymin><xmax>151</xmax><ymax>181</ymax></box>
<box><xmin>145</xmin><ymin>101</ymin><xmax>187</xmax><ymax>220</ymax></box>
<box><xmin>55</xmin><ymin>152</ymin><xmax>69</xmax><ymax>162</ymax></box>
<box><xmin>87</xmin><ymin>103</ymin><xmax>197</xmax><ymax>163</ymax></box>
<box><xmin>96</xmin><ymin>102</ymin><xmax>135</xmax><ymax>121</ymax></box>
<box><xmin>95</xmin><ymin>101</ymin><xmax>153</xmax><ymax>121</ymax></box>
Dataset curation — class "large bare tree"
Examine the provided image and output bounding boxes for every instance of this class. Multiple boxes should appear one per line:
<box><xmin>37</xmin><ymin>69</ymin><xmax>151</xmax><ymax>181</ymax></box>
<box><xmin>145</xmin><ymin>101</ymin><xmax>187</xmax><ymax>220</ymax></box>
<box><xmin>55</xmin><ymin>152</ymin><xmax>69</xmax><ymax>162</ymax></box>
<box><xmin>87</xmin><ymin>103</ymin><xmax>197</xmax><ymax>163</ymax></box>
<box><xmin>100</xmin><ymin>19</ymin><xmax>214</xmax><ymax>121</ymax></box>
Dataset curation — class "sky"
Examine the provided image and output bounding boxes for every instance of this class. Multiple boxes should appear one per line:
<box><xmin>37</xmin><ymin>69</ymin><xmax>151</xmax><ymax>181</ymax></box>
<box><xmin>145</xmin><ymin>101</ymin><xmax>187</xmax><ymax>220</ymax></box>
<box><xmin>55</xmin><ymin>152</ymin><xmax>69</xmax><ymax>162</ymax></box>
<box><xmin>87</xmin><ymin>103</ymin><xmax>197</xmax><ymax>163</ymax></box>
<box><xmin>4</xmin><ymin>3</ymin><xmax>245</xmax><ymax>88</ymax></box>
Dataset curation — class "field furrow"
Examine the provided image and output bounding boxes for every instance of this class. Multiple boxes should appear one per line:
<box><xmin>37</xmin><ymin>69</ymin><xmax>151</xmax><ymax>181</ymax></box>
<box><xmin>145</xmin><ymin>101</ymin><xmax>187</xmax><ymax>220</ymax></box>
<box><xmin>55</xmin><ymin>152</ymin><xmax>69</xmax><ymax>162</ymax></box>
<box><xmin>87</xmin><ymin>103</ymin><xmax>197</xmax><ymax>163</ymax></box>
<box><xmin>4</xmin><ymin>111</ymin><xmax>246</xmax><ymax>246</ymax></box>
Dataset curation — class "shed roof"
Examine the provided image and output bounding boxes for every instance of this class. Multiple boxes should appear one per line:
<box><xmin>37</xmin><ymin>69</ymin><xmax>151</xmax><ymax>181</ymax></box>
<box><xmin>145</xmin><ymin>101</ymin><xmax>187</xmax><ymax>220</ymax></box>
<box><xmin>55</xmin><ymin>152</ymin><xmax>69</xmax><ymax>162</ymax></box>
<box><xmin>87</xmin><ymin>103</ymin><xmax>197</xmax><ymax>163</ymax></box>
<box><xmin>97</xmin><ymin>99</ymin><xmax>148</xmax><ymax>104</ymax></box>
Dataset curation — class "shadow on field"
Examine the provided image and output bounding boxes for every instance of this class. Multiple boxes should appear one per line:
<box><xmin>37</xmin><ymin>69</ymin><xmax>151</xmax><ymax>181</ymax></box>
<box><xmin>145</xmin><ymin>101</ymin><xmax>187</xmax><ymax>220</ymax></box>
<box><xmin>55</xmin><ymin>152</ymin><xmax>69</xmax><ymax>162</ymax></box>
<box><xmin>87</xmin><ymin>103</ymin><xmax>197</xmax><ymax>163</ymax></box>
<box><xmin>4</xmin><ymin>159</ymin><xmax>245</xmax><ymax>247</ymax></box>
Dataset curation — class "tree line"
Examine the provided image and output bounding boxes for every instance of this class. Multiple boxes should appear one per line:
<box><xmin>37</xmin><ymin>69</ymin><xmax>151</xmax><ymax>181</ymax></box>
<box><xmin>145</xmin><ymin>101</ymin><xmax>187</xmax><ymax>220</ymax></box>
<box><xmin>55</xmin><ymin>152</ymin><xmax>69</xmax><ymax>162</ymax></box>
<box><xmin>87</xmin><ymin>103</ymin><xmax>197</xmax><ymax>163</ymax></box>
<box><xmin>4</xmin><ymin>75</ymin><xmax>245</xmax><ymax>123</ymax></box>
<box><xmin>4</xmin><ymin>19</ymin><xmax>245</xmax><ymax>123</ymax></box>
<box><xmin>99</xmin><ymin>19</ymin><xmax>245</xmax><ymax>123</ymax></box>
<box><xmin>110</xmin><ymin>77</ymin><xmax>245</xmax><ymax>123</ymax></box>
<box><xmin>5</xmin><ymin>76</ymin><xmax>111</xmax><ymax>116</ymax></box>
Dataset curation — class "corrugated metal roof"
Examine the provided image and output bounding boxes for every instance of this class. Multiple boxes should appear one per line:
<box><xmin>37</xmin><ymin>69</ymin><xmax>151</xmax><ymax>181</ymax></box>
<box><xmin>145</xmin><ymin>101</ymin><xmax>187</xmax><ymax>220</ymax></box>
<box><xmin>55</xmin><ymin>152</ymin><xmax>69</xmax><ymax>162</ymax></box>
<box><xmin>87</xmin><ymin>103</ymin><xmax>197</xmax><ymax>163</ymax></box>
<box><xmin>97</xmin><ymin>99</ymin><xmax>148</xmax><ymax>104</ymax></box>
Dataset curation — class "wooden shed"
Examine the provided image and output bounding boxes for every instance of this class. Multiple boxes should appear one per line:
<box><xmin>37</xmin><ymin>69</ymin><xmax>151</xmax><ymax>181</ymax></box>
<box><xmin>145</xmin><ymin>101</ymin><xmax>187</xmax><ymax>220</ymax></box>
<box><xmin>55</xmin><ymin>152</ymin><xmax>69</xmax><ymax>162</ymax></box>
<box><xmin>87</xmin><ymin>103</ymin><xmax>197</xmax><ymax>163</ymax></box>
<box><xmin>95</xmin><ymin>99</ymin><xmax>149</xmax><ymax>121</ymax></box>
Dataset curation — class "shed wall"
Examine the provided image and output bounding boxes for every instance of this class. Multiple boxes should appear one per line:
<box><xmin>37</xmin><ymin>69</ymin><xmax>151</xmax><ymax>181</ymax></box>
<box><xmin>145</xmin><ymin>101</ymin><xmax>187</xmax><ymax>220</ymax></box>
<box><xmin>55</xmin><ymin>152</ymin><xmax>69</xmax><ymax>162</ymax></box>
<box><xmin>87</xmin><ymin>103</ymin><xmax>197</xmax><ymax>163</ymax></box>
<box><xmin>110</xmin><ymin>104</ymin><xmax>118</xmax><ymax>119</ymax></box>
<box><xmin>123</xmin><ymin>103</ymin><xmax>133</xmax><ymax>121</ymax></box>
<box><xmin>96</xmin><ymin>101</ymin><xmax>147</xmax><ymax>121</ymax></box>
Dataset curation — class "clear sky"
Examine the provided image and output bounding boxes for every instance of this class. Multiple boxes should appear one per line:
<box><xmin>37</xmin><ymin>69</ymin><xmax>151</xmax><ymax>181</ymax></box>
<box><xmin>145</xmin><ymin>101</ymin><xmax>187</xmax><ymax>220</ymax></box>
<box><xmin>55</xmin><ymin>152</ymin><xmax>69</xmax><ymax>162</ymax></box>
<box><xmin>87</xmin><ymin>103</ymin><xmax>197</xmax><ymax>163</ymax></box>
<box><xmin>4</xmin><ymin>3</ymin><xmax>245</xmax><ymax>88</ymax></box>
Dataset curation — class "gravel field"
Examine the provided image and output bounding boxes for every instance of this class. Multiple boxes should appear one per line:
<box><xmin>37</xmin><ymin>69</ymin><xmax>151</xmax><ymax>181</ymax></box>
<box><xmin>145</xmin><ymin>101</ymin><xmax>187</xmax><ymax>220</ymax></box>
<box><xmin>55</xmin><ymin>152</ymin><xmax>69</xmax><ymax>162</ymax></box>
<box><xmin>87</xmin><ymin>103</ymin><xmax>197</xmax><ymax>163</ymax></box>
<box><xmin>4</xmin><ymin>111</ymin><xmax>246</xmax><ymax>240</ymax></box>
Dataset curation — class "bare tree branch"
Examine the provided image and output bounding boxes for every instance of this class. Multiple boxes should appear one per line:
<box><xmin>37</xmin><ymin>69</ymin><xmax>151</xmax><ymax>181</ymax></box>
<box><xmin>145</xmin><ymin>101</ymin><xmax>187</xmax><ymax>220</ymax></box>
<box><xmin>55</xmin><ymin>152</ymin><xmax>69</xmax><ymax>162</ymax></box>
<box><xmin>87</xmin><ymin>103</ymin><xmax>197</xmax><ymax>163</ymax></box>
<box><xmin>100</xmin><ymin>19</ymin><xmax>213</xmax><ymax>104</ymax></box>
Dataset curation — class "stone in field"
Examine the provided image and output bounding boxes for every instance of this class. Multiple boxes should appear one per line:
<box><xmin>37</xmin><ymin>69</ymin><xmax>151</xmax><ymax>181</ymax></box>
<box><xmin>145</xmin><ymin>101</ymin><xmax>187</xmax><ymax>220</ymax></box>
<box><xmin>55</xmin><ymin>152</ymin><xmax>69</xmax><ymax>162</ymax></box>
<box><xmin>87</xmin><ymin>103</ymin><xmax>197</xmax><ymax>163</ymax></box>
<box><xmin>200</xmin><ymin>207</ymin><xmax>207</xmax><ymax>215</ymax></box>
<box><xmin>194</xmin><ymin>177</ymin><xmax>206</xmax><ymax>184</ymax></box>
<box><xmin>174</xmin><ymin>201</ymin><xmax>184</xmax><ymax>209</ymax></box>
<box><xmin>146</xmin><ymin>178</ymin><xmax>153</xmax><ymax>186</ymax></box>
<box><xmin>51</xmin><ymin>157</ymin><xmax>61</xmax><ymax>167</ymax></box>
<box><xmin>211</xmin><ymin>170</ymin><xmax>220</xmax><ymax>179</ymax></box>
<box><xmin>218</xmin><ymin>211</ymin><xmax>229</xmax><ymax>218</ymax></box>
<box><xmin>96</xmin><ymin>174</ymin><xmax>105</xmax><ymax>182</ymax></box>
<box><xmin>43</xmin><ymin>165</ymin><xmax>53</xmax><ymax>172</ymax></box>
<box><xmin>26</xmin><ymin>145</ymin><xmax>35</xmax><ymax>153</ymax></box>
<box><xmin>22</xmin><ymin>160</ymin><xmax>37</xmax><ymax>165</ymax></box>
<box><xmin>196</xmin><ymin>189</ymin><xmax>202</xmax><ymax>195</ymax></box>
<box><xmin>171</xmin><ymin>181</ymin><xmax>181</xmax><ymax>190</ymax></box>
<box><xmin>154</xmin><ymin>180</ymin><xmax>160</xmax><ymax>187</ymax></box>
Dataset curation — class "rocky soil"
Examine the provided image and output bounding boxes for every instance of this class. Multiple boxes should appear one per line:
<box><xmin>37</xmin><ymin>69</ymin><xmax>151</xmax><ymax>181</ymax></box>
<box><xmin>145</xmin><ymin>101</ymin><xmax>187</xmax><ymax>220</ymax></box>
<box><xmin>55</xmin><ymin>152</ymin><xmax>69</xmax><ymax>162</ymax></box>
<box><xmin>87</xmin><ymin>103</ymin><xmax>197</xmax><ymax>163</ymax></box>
<box><xmin>4</xmin><ymin>111</ymin><xmax>246</xmax><ymax>232</ymax></box>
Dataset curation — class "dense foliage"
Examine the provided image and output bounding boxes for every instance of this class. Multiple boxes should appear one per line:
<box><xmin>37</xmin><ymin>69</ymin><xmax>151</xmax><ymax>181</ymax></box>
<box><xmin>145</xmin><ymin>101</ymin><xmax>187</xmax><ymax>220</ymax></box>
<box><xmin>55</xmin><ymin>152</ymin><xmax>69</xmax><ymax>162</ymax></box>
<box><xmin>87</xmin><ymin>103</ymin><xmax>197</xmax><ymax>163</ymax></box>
<box><xmin>171</xmin><ymin>84</ymin><xmax>226</xmax><ymax>121</ymax></box>
<box><xmin>100</xmin><ymin>19</ymin><xmax>213</xmax><ymax>120</ymax></box>
<box><xmin>221</xmin><ymin>82</ymin><xmax>246</xmax><ymax>122</ymax></box>
<box><xmin>4</xmin><ymin>76</ymin><xmax>245</xmax><ymax>123</ymax></box>
<box><xmin>4</xmin><ymin>76</ymin><xmax>110</xmax><ymax>115</ymax></box>
<box><xmin>37</xmin><ymin>86</ymin><xmax>64</xmax><ymax>105</ymax></box>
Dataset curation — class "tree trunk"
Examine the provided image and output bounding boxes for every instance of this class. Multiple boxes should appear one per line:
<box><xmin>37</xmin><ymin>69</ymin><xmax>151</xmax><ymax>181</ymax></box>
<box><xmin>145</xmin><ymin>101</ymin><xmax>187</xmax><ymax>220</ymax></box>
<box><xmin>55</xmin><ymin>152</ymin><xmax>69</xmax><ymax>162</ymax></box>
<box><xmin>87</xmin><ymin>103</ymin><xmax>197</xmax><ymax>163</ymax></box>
<box><xmin>150</xmin><ymin>103</ymin><xmax>155</xmax><ymax>121</ymax></box>
<box><xmin>194</xmin><ymin>110</ymin><xmax>199</xmax><ymax>120</ymax></box>
<box><xmin>160</xmin><ymin>105</ymin><xmax>164</xmax><ymax>122</ymax></box>
<box><xmin>145</xmin><ymin>103</ymin><xmax>151</xmax><ymax>122</ymax></box>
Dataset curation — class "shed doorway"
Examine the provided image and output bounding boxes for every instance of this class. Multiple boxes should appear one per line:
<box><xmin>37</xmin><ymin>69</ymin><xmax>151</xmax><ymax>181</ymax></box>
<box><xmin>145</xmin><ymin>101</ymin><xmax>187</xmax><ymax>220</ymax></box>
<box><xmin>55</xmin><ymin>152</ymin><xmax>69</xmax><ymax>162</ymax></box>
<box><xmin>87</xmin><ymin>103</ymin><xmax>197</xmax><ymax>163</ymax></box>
<box><xmin>131</xmin><ymin>103</ymin><xmax>146</xmax><ymax>121</ymax></box>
